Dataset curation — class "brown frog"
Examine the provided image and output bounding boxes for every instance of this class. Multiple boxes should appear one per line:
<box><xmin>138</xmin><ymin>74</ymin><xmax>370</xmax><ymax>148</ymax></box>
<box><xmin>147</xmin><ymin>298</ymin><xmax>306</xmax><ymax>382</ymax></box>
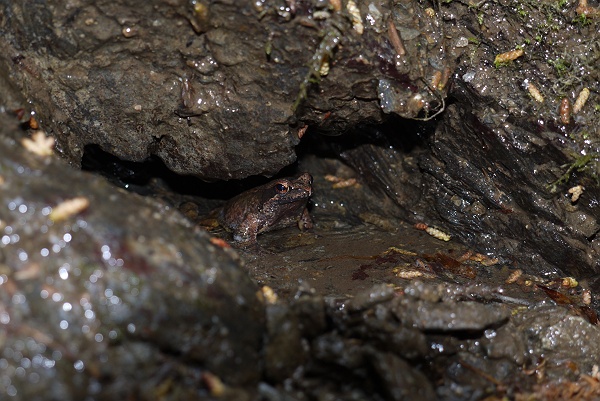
<box><xmin>217</xmin><ymin>172</ymin><xmax>314</xmax><ymax>247</ymax></box>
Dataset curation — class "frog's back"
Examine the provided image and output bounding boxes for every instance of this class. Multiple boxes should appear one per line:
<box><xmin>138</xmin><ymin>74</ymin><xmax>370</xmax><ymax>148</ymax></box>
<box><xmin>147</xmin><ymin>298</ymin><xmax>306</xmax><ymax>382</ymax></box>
<box><xmin>218</xmin><ymin>188</ymin><xmax>262</xmax><ymax>232</ymax></box>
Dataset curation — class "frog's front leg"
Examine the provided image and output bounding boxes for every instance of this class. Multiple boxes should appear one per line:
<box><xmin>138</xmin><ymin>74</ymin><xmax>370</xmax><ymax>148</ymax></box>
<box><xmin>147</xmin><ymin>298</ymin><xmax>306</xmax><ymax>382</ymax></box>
<box><xmin>298</xmin><ymin>207</ymin><xmax>313</xmax><ymax>231</ymax></box>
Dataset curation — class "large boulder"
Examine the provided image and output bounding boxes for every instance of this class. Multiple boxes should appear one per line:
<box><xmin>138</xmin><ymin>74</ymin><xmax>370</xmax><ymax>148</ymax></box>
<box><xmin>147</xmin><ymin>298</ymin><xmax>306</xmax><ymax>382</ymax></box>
<box><xmin>0</xmin><ymin>0</ymin><xmax>448</xmax><ymax>180</ymax></box>
<box><xmin>0</xmin><ymin>113</ymin><xmax>265</xmax><ymax>399</ymax></box>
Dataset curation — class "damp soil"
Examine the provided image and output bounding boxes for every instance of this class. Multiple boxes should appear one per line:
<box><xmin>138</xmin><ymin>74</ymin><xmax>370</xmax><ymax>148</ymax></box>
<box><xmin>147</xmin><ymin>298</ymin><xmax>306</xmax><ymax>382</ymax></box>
<box><xmin>189</xmin><ymin>153</ymin><xmax>578</xmax><ymax>309</ymax></box>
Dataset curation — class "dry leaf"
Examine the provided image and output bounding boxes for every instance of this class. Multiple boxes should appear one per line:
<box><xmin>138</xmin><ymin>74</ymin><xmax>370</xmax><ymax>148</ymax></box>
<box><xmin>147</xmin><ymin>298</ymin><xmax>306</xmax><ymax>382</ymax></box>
<box><xmin>49</xmin><ymin>197</ymin><xmax>90</xmax><ymax>222</ymax></box>
<box><xmin>21</xmin><ymin>131</ymin><xmax>55</xmax><ymax>156</ymax></box>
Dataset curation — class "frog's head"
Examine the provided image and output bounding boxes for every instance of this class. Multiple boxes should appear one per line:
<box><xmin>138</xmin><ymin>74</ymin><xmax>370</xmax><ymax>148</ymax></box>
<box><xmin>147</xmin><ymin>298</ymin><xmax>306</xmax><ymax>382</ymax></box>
<box><xmin>261</xmin><ymin>173</ymin><xmax>313</xmax><ymax>207</ymax></box>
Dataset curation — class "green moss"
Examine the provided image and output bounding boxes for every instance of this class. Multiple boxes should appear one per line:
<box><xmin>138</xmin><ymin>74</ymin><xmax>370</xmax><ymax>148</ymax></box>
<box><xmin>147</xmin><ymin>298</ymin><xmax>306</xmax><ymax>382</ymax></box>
<box><xmin>547</xmin><ymin>153</ymin><xmax>598</xmax><ymax>193</ymax></box>
<box><xmin>292</xmin><ymin>23</ymin><xmax>343</xmax><ymax>112</ymax></box>
<box><xmin>477</xmin><ymin>12</ymin><xmax>484</xmax><ymax>26</ymax></box>
<box><xmin>517</xmin><ymin>4</ymin><xmax>527</xmax><ymax>18</ymax></box>
<box><xmin>573</xmin><ymin>13</ymin><xmax>592</xmax><ymax>26</ymax></box>
<box><xmin>548</xmin><ymin>58</ymin><xmax>570</xmax><ymax>77</ymax></box>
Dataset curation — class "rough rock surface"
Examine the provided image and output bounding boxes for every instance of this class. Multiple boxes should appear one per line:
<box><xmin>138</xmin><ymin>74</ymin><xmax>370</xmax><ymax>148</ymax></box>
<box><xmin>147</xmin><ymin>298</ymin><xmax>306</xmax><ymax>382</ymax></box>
<box><xmin>0</xmin><ymin>0</ymin><xmax>448</xmax><ymax>180</ymax></box>
<box><xmin>417</xmin><ymin>0</ymin><xmax>600</xmax><ymax>277</ymax></box>
<box><xmin>264</xmin><ymin>282</ymin><xmax>600</xmax><ymax>400</ymax></box>
<box><xmin>332</xmin><ymin>0</ymin><xmax>600</xmax><ymax>277</ymax></box>
<box><xmin>0</xmin><ymin>113</ymin><xmax>265</xmax><ymax>399</ymax></box>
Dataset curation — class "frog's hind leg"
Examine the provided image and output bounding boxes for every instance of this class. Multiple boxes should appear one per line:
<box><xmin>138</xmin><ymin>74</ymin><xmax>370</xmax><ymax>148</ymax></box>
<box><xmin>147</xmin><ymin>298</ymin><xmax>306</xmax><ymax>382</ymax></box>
<box><xmin>233</xmin><ymin>219</ymin><xmax>259</xmax><ymax>247</ymax></box>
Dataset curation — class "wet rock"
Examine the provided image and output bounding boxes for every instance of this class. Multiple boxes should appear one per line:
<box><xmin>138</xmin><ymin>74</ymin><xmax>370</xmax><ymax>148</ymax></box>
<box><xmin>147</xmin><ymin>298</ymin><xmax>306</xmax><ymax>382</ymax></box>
<box><xmin>324</xmin><ymin>0</ymin><xmax>600</xmax><ymax>278</ymax></box>
<box><xmin>481</xmin><ymin>322</ymin><xmax>527</xmax><ymax>366</ymax></box>
<box><xmin>290</xmin><ymin>289</ymin><xmax>327</xmax><ymax>339</ymax></box>
<box><xmin>351</xmin><ymin>313</ymin><xmax>429</xmax><ymax>361</ymax></box>
<box><xmin>0</xmin><ymin>0</ymin><xmax>452</xmax><ymax>180</ymax></box>
<box><xmin>311</xmin><ymin>332</ymin><xmax>368</xmax><ymax>370</ymax></box>
<box><xmin>515</xmin><ymin>305</ymin><xmax>600</xmax><ymax>380</ymax></box>
<box><xmin>0</xmin><ymin>113</ymin><xmax>265</xmax><ymax>399</ymax></box>
<box><xmin>344</xmin><ymin>282</ymin><xmax>395</xmax><ymax>311</ymax></box>
<box><xmin>438</xmin><ymin>352</ymin><xmax>525</xmax><ymax>401</ymax></box>
<box><xmin>285</xmin><ymin>282</ymin><xmax>521</xmax><ymax>400</ymax></box>
<box><xmin>396</xmin><ymin>299</ymin><xmax>510</xmax><ymax>332</ymax></box>
<box><xmin>336</xmin><ymin>125</ymin><xmax>427</xmax><ymax>220</ymax></box>
<box><xmin>419</xmin><ymin>95</ymin><xmax>600</xmax><ymax>277</ymax></box>
<box><xmin>368</xmin><ymin>351</ymin><xmax>436</xmax><ymax>401</ymax></box>
<box><xmin>263</xmin><ymin>303</ymin><xmax>307</xmax><ymax>382</ymax></box>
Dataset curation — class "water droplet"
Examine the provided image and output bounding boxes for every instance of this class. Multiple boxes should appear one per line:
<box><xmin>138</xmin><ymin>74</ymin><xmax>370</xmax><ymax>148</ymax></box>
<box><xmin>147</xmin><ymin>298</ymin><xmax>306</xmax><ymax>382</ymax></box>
<box><xmin>0</xmin><ymin>312</ymin><xmax>10</xmax><ymax>324</ymax></box>
<box><xmin>29</xmin><ymin>372</ymin><xmax>40</xmax><ymax>384</ymax></box>
<box><xmin>6</xmin><ymin>384</ymin><xmax>17</xmax><ymax>396</ymax></box>
<box><xmin>84</xmin><ymin>310</ymin><xmax>95</xmax><ymax>320</ymax></box>
<box><xmin>94</xmin><ymin>333</ymin><xmax>103</xmax><ymax>342</ymax></box>
<box><xmin>73</xmin><ymin>360</ymin><xmax>85</xmax><ymax>371</ymax></box>
<box><xmin>18</xmin><ymin>204</ymin><xmax>27</xmax><ymax>213</ymax></box>
<box><xmin>43</xmin><ymin>358</ymin><xmax>56</xmax><ymax>368</ymax></box>
<box><xmin>40</xmin><ymin>248</ymin><xmax>49</xmax><ymax>257</ymax></box>
<box><xmin>26</xmin><ymin>338</ymin><xmax>38</xmax><ymax>351</ymax></box>
<box><xmin>20</xmin><ymin>357</ymin><xmax>31</xmax><ymax>369</ymax></box>
<box><xmin>63</xmin><ymin>233</ymin><xmax>72</xmax><ymax>242</ymax></box>
<box><xmin>62</xmin><ymin>302</ymin><xmax>72</xmax><ymax>312</ymax></box>
<box><xmin>59</xmin><ymin>266</ymin><xmax>69</xmax><ymax>280</ymax></box>
<box><xmin>18</xmin><ymin>250</ymin><xmax>28</xmax><ymax>262</ymax></box>
<box><xmin>12</xmin><ymin>293</ymin><xmax>25</xmax><ymax>304</ymax></box>
<box><xmin>51</xmin><ymin>292</ymin><xmax>63</xmax><ymax>302</ymax></box>
<box><xmin>127</xmin><ymin>323</ymin><xmax>136</xmax><ymax>333</ymax></box>
<box><xmin>59</xmin><ymin>320</ymin><xmax>69</xmax><ymax>330</ymax></box>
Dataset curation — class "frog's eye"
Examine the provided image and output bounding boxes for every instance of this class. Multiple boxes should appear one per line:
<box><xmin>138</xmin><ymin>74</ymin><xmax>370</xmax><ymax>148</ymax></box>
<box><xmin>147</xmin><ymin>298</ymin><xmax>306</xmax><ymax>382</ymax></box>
<box><xmin>275</xmin><ymin>183</ymin><xmax>289</xmax><ymax>194</ymax></box>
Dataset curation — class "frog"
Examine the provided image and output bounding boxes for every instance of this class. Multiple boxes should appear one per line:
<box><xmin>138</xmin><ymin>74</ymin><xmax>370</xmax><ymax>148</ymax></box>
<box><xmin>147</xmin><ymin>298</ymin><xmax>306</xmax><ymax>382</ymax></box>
<box><xmin>217</xmin><ymin>172</ymin><xmax>314</xmax><ymax>247</ymax></box>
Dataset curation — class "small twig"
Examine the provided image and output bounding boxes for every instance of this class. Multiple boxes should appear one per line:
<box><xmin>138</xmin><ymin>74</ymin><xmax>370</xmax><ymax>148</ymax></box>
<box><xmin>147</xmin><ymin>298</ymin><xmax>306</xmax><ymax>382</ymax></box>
<box><xmin>387</xmin><ymin>19</ymin><xmax>406</xmax><ymax>56</ymax></box>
